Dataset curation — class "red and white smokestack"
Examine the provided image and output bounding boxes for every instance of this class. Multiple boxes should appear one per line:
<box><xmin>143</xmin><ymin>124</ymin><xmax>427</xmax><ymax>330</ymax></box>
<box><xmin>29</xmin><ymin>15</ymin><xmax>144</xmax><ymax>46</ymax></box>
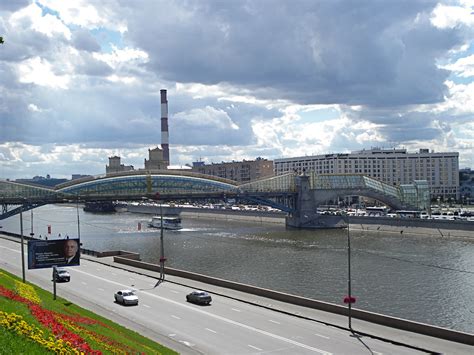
<box><xmin>160</xmin><ymin>89</ymin><xmax>170</xmax><ymax>166</ymax></box>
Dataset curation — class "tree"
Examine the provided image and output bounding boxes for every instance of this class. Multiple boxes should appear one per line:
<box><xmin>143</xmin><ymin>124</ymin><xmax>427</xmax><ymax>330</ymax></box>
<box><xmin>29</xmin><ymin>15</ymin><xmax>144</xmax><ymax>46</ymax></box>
<box><xmin>0</xmin><ymin>36</ymin><xmax>4</xmax><ymax>44</ymax></box>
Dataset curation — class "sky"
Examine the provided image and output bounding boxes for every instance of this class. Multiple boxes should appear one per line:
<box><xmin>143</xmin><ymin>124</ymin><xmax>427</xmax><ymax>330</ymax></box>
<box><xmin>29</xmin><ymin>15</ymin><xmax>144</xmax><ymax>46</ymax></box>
<box><xmin>0</xmin><ymin>0</ymin><xmax>473</xmax><ymax>180</ymax></box>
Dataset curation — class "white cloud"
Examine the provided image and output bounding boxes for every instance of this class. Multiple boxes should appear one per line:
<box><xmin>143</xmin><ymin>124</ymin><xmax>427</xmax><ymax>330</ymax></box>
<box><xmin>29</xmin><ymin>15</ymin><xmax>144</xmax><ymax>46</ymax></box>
<box><xmin>175</xmin><ymin>106</ymin><xmax>239</xmax><ymax>130</ymax></box>
<box><xmin>37</xmin><ymin>0</ymin><xmax>124</xmax><ymax>31</ymax></box>
<box><xmin>430</xmin><ymin>2</ymin><xmax>474</xmax><ymax>29</ymax></box>
<box><xmin>442</xmin><ymin>54</ymin><xmax>474</xmax><ymax>78</ymax></box>
<box><xmin>10</xmin><ymin>3</ymin><xmax>71</xmax><ymax>40</ymax></box>
<box><xmin>16</xmin><ymin>57</ymin><xmax>71</xmax><ymax>89</ymax></box>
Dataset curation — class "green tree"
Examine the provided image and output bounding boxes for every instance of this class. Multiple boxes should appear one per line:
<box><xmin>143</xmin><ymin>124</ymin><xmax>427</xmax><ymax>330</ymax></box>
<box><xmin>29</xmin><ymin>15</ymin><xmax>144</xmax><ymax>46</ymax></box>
<box><xmin>0</xmin><ymin>36</ymin><xmax>4</xmax><ymax>44</ymax></box>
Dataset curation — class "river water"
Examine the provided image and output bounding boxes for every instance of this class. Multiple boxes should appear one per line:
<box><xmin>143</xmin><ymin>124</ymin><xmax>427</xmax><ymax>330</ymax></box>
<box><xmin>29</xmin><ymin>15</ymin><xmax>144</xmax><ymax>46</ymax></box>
<box><xmin>2</xmin><ymin>204</ymin><xmax>473</xmax><ymax>334</ymax></box>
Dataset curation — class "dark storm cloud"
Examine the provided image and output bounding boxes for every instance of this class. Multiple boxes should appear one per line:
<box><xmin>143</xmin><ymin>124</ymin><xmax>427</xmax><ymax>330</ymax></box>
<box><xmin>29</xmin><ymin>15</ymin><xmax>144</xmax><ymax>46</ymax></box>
<box><xmin>119</xmin><ymin>0</ymin><xmax>460</xmax><ymax>107</ymax></box>
<box><xmin>76</xmin><ymin>53</ymin><xmax>113</xmax><ymax>76</ymax></box>
<box><xmin>72</xmin><ymin>29</ymin><xmax>101</xmax><ymax>52</ymax></box>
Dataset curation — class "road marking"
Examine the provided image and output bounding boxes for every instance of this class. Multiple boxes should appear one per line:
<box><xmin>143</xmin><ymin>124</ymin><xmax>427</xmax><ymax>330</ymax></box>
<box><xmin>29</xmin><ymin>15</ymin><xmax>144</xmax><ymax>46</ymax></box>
<box><xmin>171</xmin><ymin>290</ymin><xmax>179</xmax><ymax>294</ymax></box>
<box><xmin>171</xmin><ymin>315</ymin><xmax>181</xmax><ymax>320</ymax></box>
<box><xmin>169</xmin><ymin>333</ymin><xmax>176</xmax><ymax>337</ymax></box>
<box><xmin>112</xmin><ymin>273</ymin><xmax>117</xmax><ymax>276</ymax></box>
<box><xmin>231</xmin><ymin>308</ymin><xmax>241</xmax><ymax>312</ymax></box>
<box><xmin>205</xmin><ymin>328</ymin><xmax>217</xmax><ymax>333</ymax></box>
<box><xmin>81</xmin><ymin>282</ymin><xmax>87</xmax><ymax>285</ymax></box>
<box><xmin>143</xmin><ymin>304</ymin><xmax>151</xmax><ymax>308</ymax></box>
<box><xmin>98</xmin><ymin>288</ymin><xmax>104</xmax><ymax>291</ymax></box>
<box><xmin>129</xmin><ymin>278</ymin><xmax>135</xmax><ymax>281</ymax></box>
<box><xmin>72</xmin><ymin>268</ymin><xmax>332</xmax><ymax>354</ymax></box>
<box><xmin>96</xmin><ymin>268</ymin><xmax>101</xmax><ymax>271</ymax></box>
<box><xmin>248</xmin><ymin>344</ymin><xmax>262</xmax><ymax>351</ymax></box>
<box><xmin>314</xmin><ymin>333</ymin><xmax>330</xmax><ymax>339</ymax></box>
<box><xmin>269</xmin><ymin>319</ymin><xmax>280</xmax><ymax>324</ymax></box>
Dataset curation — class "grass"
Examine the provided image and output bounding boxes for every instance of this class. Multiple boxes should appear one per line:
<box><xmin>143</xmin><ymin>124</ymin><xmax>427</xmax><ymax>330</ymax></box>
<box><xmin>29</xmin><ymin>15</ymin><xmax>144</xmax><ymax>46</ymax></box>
<box><xmin>0</xmin><ymin>268</ymin><xmax>178</xmax><ymax>354</ymax></box>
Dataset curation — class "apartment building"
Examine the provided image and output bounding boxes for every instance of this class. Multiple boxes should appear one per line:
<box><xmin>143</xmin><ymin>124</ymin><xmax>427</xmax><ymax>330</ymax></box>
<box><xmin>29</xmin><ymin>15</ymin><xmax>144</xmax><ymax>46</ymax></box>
<box><xmin>274</xmin><ymin>148</ymin><xmax>459</xmax><ymax>200</ymax></box>
<box><xmin>191</xmin><ymin>158</ymin><xmax>274</xmax><ymax>183</ymax></box>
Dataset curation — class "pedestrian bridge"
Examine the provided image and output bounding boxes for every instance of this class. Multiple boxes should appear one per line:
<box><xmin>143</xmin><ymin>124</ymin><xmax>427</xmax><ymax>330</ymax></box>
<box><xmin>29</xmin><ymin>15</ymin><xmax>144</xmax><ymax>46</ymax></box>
<box><xmin>0</xmin><ymin>170</ymin><xmax>429</xmax><ymax>223</ymax></box>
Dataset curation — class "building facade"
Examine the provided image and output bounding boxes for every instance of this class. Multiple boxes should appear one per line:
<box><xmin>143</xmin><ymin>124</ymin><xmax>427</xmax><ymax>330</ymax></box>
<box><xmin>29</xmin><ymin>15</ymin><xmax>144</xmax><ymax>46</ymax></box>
<box><xmin>274</xmin><ymin>148</ymin><xmax>459</xmax><ymax>200</ymax></box>
<box><xmin>144</xmin><ymin>147</ymin><xmax>167</xmax><ymax>170</ymax></box>
<box><xmin>191</xmin><ymin>158</ymin><xmax>274</xmax><ymax>183</ymax></box>
<box><xmin>106</xmin><ymin>156</ymin><xmax>134</xmax><ymax>175</ymax></box>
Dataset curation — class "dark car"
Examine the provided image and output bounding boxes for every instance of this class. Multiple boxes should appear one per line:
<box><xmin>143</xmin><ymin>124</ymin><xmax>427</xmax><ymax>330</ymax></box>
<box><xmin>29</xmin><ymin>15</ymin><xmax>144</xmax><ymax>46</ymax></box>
<box><xmin>53</xmin><ymin>268</ymin><xmax>70</xmax><ymax>282</ymax></box>
<box><xmin>186</xmin><ymin>290</ymin><xmax>212</xmax><ymax>305</ymax></box>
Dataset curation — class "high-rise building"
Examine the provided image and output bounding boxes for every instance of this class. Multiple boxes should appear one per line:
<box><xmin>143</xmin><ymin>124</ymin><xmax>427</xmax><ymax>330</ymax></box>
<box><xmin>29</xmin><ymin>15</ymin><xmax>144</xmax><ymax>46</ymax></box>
<box><xmin>274</xmin><ymin>148</ymin><xmax>459</xmax><ymax>200</ymax></box>
<box><xmin>191</xmin><ymin>158</ymin><xmax>274</xmax><ymax>183</ymax></box>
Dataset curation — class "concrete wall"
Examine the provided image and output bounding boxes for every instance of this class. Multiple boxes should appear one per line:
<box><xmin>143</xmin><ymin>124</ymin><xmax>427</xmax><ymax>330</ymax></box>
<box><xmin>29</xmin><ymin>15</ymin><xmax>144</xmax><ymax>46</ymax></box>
<box><xmin>113</xmin><ymin>253</ymin><xmax>473</xmax><ymax>345</ymax></box>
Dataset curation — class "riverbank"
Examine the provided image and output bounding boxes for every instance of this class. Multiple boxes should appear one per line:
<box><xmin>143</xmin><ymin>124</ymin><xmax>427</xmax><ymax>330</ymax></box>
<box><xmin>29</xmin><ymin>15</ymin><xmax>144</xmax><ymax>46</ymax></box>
<box><xmin>126</xmin><ymin>205</ymin><xmax>474</xmax><ymax>239</ymax></box>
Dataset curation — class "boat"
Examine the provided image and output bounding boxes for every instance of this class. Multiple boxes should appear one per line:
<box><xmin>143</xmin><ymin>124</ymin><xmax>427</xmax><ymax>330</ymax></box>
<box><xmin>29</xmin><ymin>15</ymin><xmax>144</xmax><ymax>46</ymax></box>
<box><xmin>148</xmin><ymin>216</ymin><xmax>182</xmax><ymax>230</ymax></box>
<box><xmin>83</xmin><ymin>201</ymin><xmax>116</xmax><ymax>213</ymax></box>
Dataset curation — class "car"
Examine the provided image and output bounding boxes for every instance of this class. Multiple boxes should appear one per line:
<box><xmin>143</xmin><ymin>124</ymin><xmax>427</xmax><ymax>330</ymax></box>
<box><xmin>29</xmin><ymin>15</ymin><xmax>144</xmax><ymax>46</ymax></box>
<box><xmin>53</xmin><ymin>267</ymin><xmax>70</xmax><ymax>282</ymax></box>
<box><xmin>186</xmin><ymin>290</ymin><xmax>212</xmax><ymax>305</ymax></box>
<box><xmin>114</xmin><ymin>290</ymin><xmax>139</xmax><ymax>306</ymax></box>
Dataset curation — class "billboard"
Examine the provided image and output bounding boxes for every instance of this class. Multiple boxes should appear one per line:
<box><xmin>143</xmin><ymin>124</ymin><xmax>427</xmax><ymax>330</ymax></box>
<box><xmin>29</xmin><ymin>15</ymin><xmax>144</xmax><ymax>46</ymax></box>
<box><xmin>27</xmin><ymin>238</ymin><xmax>80</xmax><ymax>269</ymax></box>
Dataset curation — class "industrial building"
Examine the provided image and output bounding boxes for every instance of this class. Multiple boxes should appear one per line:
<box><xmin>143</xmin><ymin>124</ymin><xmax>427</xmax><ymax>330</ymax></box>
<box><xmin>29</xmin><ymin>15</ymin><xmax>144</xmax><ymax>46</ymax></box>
<box><xmin>106</xmin><ymin>156</ymin><xmax>134</xmax><ymax>174</ymax></box>
<box><xmin>274</xmin><ymin>148</ymin><xmax>459</xmax><ymax>200</ymax></box>
<box><xmin>191</xmin><ymin>158</ymin><xmax>274</xmax><ymax>183</ymax></box>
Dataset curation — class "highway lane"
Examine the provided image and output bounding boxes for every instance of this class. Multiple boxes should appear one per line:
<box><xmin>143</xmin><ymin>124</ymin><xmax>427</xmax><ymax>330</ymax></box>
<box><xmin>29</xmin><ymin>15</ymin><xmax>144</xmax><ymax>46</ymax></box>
<box><xmin>0</xmin><ymin>237</ymin><xmax>427</xmax><ymax>354</ymax></box>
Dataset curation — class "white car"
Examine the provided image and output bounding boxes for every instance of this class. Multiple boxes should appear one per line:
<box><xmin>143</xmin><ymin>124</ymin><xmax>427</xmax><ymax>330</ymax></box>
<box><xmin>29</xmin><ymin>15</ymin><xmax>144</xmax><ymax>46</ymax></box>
<box><xmin>114</xmin><ymin>290</ymin><xmax>138</xmax><ymax>306</ymax></box>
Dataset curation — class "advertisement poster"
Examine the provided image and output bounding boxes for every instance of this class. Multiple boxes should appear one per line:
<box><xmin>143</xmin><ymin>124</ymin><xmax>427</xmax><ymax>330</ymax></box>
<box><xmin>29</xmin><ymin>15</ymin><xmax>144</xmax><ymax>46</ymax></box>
<box><xmin>27</xmin><ymin>238</ymin><xmax>80</xmax><ymax>269</ymax></box>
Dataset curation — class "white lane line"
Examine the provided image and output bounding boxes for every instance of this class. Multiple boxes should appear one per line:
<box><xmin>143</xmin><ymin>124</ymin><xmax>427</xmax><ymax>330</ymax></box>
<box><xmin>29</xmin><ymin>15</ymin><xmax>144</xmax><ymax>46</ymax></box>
<box><xmin>171</xmin><ymin>315</ymin><xmax>181</xmax><ymax>320</ymax></box>
<box><xmin>205</xmin><ymin>328</ymin><xmax>217</xmax><ymax>333</ymax></box>
<box><xmin>169</xmin><ymin>333</ymin><xmax>176</xmax><ymax>337</ymax></box>
<box><xmin>129</xmin><ymin>278</ymin><xmax>135</xmax><ymax>281</ymax></box>
<box><xmin>231</xmin><ymin>308</ymin><xmax>241</xmax><ymax>312</ymax></box>
<box><xmin>96</xmin><ymin>268</ymin><xmax>101</xmax><ymax>271</ymax></box>
<box><xmin>81</xmin><ymin>282</ymin><xmax>87</xmax><ymax>285</ymax></box>
<box><xmin>98</xmin><ymin>288</ymin><xmax>104</xmax><ymax>291</ymax></box>
<box><xmin>314</xmin><ymin>333</ymin><xmax>330</xmax><ymax>339</ymax></box>
<box><xmin>143</xmin><ymin>304</ymin><xmax>151</xmax><ymax>308</ymax></box>
<box><xmin>171</xmin><ymin>290</ymin><xmax>179</xmax><ymax>294</ymax></box>
<box><xmin>72</xmin><ymin>268</ymin><xmax>332</xmax><ymax>354</ymax></box>
<box><xmin>248</xmin><ymin>344</ymin><xmax>262</xmax><ymax>351</ymax></box>
<box><xmin>269</xmin><ymin>319</ymin><xmax>280</xmax><ymax>324</ymax></box>
<box><xmin>111</xmin><ymin>273</ymin><xmax>117</xmax><ymax>276</ymax></box>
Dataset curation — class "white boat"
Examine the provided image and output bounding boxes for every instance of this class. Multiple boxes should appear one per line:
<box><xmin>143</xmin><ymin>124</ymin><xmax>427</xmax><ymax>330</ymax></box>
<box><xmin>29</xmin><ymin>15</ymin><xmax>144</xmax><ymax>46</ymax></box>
<box><xmin>149</xmin><ymin>216</ymin><xmax>182</xmax><ymax>230</ymax></box>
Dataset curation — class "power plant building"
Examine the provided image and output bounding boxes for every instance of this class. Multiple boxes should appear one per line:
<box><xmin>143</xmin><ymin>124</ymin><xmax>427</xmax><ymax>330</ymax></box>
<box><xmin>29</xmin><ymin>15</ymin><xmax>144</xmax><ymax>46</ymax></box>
<box><xmin>144</xmin><ymin>147</ymin><xmax>167</xmax><ymax>170</ymax></box>
<box><xmin>106</xmin><ymin>156</ymin><xmax>134</xmax><ymax>174</ymax></box>
<box><xmin>274</xmin><ymin>148</ymin><xmax>459</xmax><ymax>200</ymax></box>
<box><xmin>191</xmin><ymin>158</ymin><xmax>274</xmax><ymax>183</ymax></box>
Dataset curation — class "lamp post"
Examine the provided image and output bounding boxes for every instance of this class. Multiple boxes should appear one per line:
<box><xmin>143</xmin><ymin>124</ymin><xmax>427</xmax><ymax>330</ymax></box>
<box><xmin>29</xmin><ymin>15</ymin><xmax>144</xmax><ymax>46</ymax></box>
<box><xmin>20</xmin><ymin>203</ymin><xmax>26</xmax><ymax>282</ymax></box>
<box><xmin>343</xmin><ymin>210</ymin><xmax>356</xmax><ymax>331</ymax></box>
<box><xmin>159</xmin><ymin>203</ymin><xmax>165</xmax><ymax>281</ymax></box>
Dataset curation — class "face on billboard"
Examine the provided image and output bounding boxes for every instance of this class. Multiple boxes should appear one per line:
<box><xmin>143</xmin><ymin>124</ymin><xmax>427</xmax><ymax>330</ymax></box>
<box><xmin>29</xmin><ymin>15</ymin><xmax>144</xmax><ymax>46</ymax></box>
<box><xmin>28</xmin><ymin>238</ymin><xmax>80</xmax><ymax>269</ymax></box>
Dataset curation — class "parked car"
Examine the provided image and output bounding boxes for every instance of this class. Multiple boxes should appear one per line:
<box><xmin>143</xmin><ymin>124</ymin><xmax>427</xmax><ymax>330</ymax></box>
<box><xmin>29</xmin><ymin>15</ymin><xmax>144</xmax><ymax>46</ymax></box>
<box><xmin>114</xmin><ymin>290</ymin><xmax>138</xmax><ymax>306</ymax></box>
<box><xmin>186</xmin><ymin>290</ymin><xmax>212</xmax><ymax>305</ymax></box>
<box><xmin>53</xmin><ymin>267</ymin><xmax>70</xmax><ymax>282</ymax></box>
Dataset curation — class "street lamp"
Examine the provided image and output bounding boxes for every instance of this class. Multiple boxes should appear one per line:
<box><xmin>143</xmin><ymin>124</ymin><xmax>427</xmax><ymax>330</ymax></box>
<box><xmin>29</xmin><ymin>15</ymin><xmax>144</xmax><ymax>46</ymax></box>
<box><xmin>20</xmin><ymin>202</ymin><xmax>26</xmax><ymax>282</ymax></box>
<box><xmin>343</xmin><ymin>213</ymin><xmax>356</xmax><ymax>331</ymax></box>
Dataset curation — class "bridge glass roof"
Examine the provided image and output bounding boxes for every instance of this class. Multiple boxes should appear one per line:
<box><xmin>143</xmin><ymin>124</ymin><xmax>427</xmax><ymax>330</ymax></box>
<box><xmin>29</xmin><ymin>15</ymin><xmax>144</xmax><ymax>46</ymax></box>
<box><xmin>0</xmin><ymin>180</ymin><xmax>59</xmax><ymax>200</ymax></box>
<box><xmin>58</xmin><ymin>174</ymin><xmax>238</xmax><ymax>196</ymax></box>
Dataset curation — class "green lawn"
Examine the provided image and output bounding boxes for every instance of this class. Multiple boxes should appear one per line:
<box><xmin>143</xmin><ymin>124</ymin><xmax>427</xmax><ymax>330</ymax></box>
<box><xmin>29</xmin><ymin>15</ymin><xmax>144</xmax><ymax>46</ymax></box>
<box><xmin>0</xmin><ymin>268</ymin><xmax>178</xmax><ymax>354</ymax></box>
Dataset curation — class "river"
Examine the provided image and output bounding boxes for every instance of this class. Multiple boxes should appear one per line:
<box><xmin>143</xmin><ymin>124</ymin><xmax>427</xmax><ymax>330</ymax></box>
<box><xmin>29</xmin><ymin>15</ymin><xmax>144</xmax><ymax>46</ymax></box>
<box><xmin>2</xmin><ymin>204</ymin><xmax>473</xmax><ymax>334</ymax></box>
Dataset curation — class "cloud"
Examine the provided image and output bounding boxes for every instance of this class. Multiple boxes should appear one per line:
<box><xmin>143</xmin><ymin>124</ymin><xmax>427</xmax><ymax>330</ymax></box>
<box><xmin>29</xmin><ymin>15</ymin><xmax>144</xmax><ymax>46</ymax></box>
<box><xmin>0</xmin><ymin>0</ymin><xmax>473</xmax><ymax>179</ymax></box>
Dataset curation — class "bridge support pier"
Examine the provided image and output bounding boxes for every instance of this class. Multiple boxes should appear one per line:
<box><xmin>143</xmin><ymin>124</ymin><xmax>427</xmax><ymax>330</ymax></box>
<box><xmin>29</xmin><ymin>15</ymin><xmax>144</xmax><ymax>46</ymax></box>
<box><xmin>286</xmin><ymin>175</ymin><xmax>345</xmax><ymax>229</ymax></box>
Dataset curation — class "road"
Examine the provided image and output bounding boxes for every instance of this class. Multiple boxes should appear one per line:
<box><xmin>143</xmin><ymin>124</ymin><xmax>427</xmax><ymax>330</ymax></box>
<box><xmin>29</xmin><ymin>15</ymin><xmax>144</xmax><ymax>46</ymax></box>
<box><xmin>0</xmin><ymin>236</ymin><xmax>460</xmax><ymax>354</ymax></box>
